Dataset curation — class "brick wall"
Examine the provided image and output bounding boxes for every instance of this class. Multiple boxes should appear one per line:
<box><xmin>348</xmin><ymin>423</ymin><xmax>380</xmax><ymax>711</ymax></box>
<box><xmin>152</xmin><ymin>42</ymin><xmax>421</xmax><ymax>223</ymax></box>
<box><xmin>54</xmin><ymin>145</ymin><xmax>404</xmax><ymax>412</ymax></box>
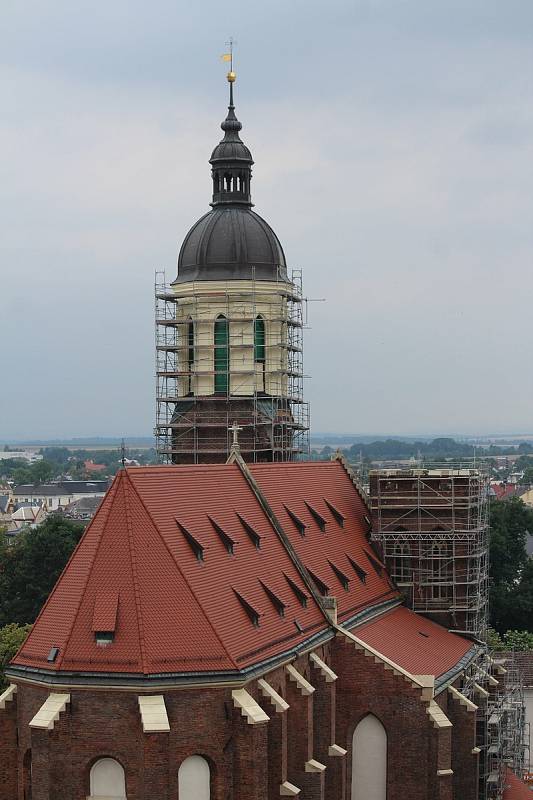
<box><xmin>1</xmin><ymin>642</ymin><xmax>480</xmax><ymax>800</ymax></box>
<box><xmin>0</xmin><ymin>690</ymin><xmax>17</xmax><ymax>800</ymax></box>
<box><xmin>332</xmin><ymin>634</ymin><xmax>443</xmax><ymax>800</ymax></box>
<box><xmin>447</xmin><ymin>686</ymin><xmax>479</xmax><ymax>800</ymax></box>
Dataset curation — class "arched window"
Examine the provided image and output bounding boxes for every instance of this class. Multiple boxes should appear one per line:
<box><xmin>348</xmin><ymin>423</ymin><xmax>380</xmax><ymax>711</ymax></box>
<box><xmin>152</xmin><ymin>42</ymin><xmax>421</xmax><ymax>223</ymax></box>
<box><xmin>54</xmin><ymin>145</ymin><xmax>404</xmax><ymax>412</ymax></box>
<box><xmin>90</xmin><ymin>758</ymin><xmax>126</xmax><ymax>799</ymax></box>
<box><xmin>351</xmin><ymin>715</ymin><xmax>387</xmax><ymax>800</ymax></box>
<box><xmin>430</xmin><ymin>539</ymin><xmax>451</xmax><ymax>601</ymax></box>
<box><xmin>391</xmin><ymin>542</ymin><xmax>410</xmax><ymax>583</ymax></box>
<box><xmin>187</xmin><ymin>318</ymin><xmax>194</xmax><ymax>395</ymax></box>
<box><xmin>214</xmin><ymin>315</ymin><xmax>229</xmax><ymax>394</ymax></box>
<box><xmin>254</xmin><ymin>315</ymin><xmax>266</xmax><ymax>363</ymax></box>
<box><xmin>178</xmin><ymin>755</ymin><xmax>210</xmax><ymax>800</ymax></box>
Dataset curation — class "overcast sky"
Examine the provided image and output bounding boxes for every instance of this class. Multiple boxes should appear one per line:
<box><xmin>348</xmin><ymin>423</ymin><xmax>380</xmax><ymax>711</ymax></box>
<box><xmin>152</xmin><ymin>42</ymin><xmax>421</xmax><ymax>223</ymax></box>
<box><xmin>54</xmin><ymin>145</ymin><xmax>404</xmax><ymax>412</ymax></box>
<box><xmin>1</xmin><ymin>0</ymin><xmax>532</xmax><ymax>439</ymax></box>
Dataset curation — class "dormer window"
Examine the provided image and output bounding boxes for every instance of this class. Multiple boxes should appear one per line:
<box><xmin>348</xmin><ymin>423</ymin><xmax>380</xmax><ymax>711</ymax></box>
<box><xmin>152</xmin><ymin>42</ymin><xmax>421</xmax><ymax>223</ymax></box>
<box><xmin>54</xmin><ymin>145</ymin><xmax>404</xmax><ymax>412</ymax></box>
<box><xmin>92</xmin><ymin>591</ymin><xmax>119</xmax><ymax>647</ymax></box>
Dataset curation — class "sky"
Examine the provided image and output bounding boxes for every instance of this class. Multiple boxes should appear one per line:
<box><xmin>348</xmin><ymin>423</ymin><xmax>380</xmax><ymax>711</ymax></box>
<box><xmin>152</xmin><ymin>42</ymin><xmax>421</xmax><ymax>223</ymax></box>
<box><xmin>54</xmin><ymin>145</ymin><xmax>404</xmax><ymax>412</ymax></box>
<box><xmin>1</xmin><ymin>0</ymin><xmax>532</xmax><ymax>439</ymax></box>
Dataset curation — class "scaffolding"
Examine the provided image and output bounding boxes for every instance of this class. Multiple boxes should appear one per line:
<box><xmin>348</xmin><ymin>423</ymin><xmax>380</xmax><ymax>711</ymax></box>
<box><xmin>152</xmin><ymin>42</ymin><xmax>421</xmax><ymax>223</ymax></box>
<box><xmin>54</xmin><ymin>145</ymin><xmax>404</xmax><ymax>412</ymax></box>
<box><xmin>369</xmin><ymin>462</ymin><xmax>529</xmax><ymax>799</ymax></box>
<box><xmin>369</xmin><ymin>464</ymin><xmax>490</xmax><ymax>641</ymax></box>
<box><xmin>481</xmin><ymin>655</ymin><xmax>529</xmax><ymax>799</ymax></box>
<box><xmin>155</xmin><ymin>267</ymin><xmax>309</xmax><ymax>463</ymax></box>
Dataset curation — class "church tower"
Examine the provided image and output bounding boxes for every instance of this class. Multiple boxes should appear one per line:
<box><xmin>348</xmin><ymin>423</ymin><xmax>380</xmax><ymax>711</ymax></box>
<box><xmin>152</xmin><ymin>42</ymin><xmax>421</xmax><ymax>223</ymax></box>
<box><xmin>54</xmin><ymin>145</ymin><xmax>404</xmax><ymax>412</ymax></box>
<box><xmin>155</xmin><ymin>71</ymin><xmax>309</xmax><ymax>463</ymax></box>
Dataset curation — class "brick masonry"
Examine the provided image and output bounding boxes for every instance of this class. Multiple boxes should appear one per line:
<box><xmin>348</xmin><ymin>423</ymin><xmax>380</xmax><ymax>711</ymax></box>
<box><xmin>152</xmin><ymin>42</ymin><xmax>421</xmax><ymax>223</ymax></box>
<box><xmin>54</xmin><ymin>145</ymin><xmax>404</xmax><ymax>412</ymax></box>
<box><xmin>0</xmin><ymin>641</ymin><xmax>480</xmax><ymax>800</ymax></box>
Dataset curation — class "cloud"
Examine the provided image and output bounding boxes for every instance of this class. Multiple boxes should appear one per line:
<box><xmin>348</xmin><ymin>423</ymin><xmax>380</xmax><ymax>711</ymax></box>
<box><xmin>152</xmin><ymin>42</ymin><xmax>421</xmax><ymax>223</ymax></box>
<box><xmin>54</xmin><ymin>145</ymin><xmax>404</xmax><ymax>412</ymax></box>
<box><xmin>1</xmin><ymin>0</ymin><xmax>532</xmax><ymax>438</ymax></box>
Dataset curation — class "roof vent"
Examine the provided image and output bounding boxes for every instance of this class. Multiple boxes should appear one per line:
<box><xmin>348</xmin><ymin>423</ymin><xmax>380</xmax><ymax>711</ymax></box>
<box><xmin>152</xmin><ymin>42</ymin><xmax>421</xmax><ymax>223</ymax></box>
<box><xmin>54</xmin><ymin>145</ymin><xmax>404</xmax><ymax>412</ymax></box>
<box><xmin>233</xmin><ymin>589</ymin><xmax>261</xmax><ymax>627</ymax></box>
<box><xmin>208</xmin><ymin>516</ymin><xmax>236</xmax><ymax>555</ymax></box>
<box><xmin>284</xmin><ymin>574</ymin><xmax>309</xmax><ymax>608</ymax></box>
<box><xmin>177</xmin><ymin>520</ymin><xmax>204</xmax><ymax>561</ymax></box>
<box><xmin>324</xmin><ymin>498</ymin><xmax>345</xmax><ymax>527</ymax></box>
<box><xmin>305</xmin><ymin>502</ymin><xmax>327</xmax><ymax>532</ymax></box>
<box><xmin>307</xmin><ymin>569</ymin><xmax>330</xmax><ymax>597</ymax></box>
<box><xmin>345</xmin><ymin>554</ymin><xmax>367</xmax><ymax>584</ymax></box>
<box><xmin>236</xmin><ymin>513</ymin><xmax>261</xmax><ymax>549</ymax></box>
<box><xmin>284</xmin><ymin>505</ymin><xmax>307</xmax><ymax>536</ymax></box>
<box><xmin>260</xmin><ymin>581</ymin><xmax>287</xmax><ymax>617</ymax></box>
<box><xmin>47</xmin><ymin>647</ymin><xmax>60</xmax><ymax>663</ymax></box>
<box><xmin>294</xmin><ymin>619</ymin><xmax>304</xmax><ymax>633</ymax></box>
<box><xmin>328</xmin><ymin>560</ymin><xmax>350</xmax><ymax>591</ymax></box>
<box><xmin>364</xmin><ymin>548</ymin><xmax>384</xmax><ymax>577</ymax></box>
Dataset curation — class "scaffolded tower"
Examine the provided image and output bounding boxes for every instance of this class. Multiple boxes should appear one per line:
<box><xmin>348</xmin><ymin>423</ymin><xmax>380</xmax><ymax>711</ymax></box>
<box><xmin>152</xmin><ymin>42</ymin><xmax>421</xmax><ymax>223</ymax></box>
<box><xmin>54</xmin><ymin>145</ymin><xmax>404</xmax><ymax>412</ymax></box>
<box><xmin>369</xmin><ymin>465</ymin><xmax>489</xmax><ymax>640</ymax></box>
<box><xmin>369</xmin><ymin>463</ymin><xmax>529</xmax><ymax>799</ymax></box>
<box><xmin>155</xmin><ymin>268</ymin><xmax>309</xmax><ymax>463</ymax></box>
<box><xmin>155</xmin><ymin>70</ymin><xmax>309</xmax><ymax>464</ymax></box>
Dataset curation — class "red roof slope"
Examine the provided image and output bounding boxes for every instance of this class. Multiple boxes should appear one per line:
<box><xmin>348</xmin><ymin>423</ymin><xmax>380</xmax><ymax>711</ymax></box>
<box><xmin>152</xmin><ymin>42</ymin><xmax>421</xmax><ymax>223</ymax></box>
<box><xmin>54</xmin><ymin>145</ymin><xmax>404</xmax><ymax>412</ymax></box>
<box><xmin>355</xmin><ymin>606</ymin><xmax>473</xmax><ymax>678</ymax></box>
<box><xmin>13</xmin><ymin>460</ymin><xmax>473</xmax><ymax>683</ymax></box>
<box><xmin>503</xmin><ymin>769</ymin><xmax>532</xmax><ymax>799</ymax></box>
<box><xmin>14</xmin><ymin>464</ymin><xmax>330</xmax><ymax>676</ymax></box>
<box><xmin>249</xmin><ymin>462</ymin><xmax>398</xmax><ymax>624</ymax></box>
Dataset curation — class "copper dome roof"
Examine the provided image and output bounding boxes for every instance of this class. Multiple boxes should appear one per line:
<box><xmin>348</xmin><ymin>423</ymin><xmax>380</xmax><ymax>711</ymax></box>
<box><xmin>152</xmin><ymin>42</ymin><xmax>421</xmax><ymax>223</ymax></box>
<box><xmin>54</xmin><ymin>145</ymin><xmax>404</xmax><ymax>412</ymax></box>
<box><xmin>174</xmin><ymin>81</ymin><xmax>289</xmax><ymax>284</ymax></box>
<box><xmin>174</xmin><ymin>206</ymin><xmax>287</xmax><ymax>284</ymax></box>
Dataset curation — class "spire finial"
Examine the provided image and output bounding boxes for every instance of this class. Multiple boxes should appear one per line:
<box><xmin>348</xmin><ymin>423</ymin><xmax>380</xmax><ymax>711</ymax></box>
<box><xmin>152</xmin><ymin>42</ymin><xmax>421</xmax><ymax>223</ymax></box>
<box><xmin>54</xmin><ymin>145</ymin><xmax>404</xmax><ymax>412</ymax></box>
<box><xmin>222</xmin><ymin>37</ymin><xmax>237</xmax><ymax>104</ymax></box>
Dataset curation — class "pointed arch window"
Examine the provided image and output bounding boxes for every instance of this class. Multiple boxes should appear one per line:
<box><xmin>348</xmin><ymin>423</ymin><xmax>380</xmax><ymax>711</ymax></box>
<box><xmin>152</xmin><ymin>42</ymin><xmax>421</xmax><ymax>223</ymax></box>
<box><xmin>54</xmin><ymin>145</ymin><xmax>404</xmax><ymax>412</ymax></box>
<box><xmin>214</xmin><ymin>315</ymin><xmax>229</xmax><ymax>394</ymax></box>
<box><xmin>391</xmin><ymin>542</ymin><xmax>410</xmax><ymax>583</ymax></box>
<box><xmin>254</xmin><ymin>315</ymin><xmax>266</xmax><ymax>363</ymax></box>
<box><xmin>352</xmin><ymin>715</ymin><xmax>387</xmax><ymax>800</ymax></box>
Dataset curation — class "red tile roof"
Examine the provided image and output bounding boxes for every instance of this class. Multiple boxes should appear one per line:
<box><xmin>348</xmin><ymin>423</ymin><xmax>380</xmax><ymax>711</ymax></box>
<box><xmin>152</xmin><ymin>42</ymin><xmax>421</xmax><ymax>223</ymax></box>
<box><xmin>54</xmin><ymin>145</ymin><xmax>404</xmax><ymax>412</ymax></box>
<box><xmin>249</xmin><ymin>462</ymin><xmax>396</xmax><ymax>625</ymax></box>
<box><xmin>491</xmin><ymin>484</ymin><xmax>524</xmax><ymax>501</ymax></box>
<box><xmin>12</xmin><ymin>460</ymin><xmax>473</xmax><ymax>683</ymax></box>
<box><xmin>503</xmin><ymin>769</ymin><xmax>532</xmax><ymax>799</ymax></box>
<box><xmin>354</xmin><ymin>605</ymin><xmax>474</xmax><ymax>678</ymax></box>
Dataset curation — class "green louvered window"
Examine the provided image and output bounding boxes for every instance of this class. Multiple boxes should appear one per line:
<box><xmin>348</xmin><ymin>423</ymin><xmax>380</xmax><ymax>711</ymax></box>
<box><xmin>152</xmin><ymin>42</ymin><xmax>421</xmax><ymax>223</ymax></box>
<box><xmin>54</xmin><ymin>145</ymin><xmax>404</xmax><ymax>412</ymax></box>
<box><xmin>214</xmin><ymin>315</ymin><xmax>229</xmax><ymax>394</ymax></box>
<box><xmin>254</xmin><ymin>315</ymin><xmax>265</xmax><ymax>363</ymax></box>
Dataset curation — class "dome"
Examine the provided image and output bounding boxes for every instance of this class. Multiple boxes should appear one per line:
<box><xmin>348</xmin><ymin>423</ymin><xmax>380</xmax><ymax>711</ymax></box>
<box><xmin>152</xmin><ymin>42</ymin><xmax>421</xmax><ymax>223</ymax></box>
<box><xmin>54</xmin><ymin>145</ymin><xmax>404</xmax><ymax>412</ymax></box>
<box><xmin>174</xmin><ymin>206</ymin><xmax>287</xmax><ymax>284</ymax></box>
<box><xmin>173</xmin><ymin>79</ymin><xmax>289</xmax><ymax>285</ymax></box>
<box><xmin>210</xmin><ymin>138</ymin><xmax>252</xmax><ymax>163</ymax></box>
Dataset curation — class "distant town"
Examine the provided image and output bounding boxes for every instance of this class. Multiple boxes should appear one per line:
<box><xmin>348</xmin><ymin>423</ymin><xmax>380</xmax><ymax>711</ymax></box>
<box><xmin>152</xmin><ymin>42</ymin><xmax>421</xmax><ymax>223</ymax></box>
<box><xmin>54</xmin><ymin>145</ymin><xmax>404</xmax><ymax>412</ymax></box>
<box><xmin>2</xmin><ymin>434</ymin><xmax>533</xmax><ymax>535</ymax></box>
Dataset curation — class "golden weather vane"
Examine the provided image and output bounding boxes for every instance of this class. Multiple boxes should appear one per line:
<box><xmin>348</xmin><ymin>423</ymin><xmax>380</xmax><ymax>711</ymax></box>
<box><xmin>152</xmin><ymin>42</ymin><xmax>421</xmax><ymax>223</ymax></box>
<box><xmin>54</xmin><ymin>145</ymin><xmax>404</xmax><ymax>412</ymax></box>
<box><xmin>221</xmin><ymin>36</ymin><xmax>237</xmax><ymax>83</ymax></box>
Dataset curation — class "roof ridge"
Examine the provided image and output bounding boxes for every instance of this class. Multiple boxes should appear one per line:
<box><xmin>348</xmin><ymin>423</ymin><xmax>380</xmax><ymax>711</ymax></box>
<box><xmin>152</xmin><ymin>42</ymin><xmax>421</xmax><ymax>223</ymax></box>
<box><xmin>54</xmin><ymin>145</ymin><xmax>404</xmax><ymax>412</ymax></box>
<box><xmin>233</xmin><ymin>454</ymin><xmax>331</xmax><ymax>625</ymax></box>
<box><xmin>19</xmin><ymin>473</ymin><xmax>121</xmax><ymax>669</ymax></box>
<box><xmin>331</xmin><ymin>453</ymin><xmax>371</xmax><ymax>512</ymax></box>
<box><xmin>123</xmin><ymin>469</ymin><xmax>239</xmax><ymax>671</ymax></box>
<box><xmin>122</xmin><ymin>473</ymin><xmax>149</xmax><ymax>674</ymax></box>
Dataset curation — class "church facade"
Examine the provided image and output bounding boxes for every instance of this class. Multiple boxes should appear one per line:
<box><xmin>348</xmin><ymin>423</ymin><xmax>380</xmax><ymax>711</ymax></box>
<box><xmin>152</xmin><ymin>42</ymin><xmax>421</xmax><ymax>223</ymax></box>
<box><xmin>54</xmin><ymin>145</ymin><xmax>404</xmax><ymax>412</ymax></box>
<box><xmin>2</xmin><ymin>457</ymin><xmax>489</xmax><ymax>800</ymax></box>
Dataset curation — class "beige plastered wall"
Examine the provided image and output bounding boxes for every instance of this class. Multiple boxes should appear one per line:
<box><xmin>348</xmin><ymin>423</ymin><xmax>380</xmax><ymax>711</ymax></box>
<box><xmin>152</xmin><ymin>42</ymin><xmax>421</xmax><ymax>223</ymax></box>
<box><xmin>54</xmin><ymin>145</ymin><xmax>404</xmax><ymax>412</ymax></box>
<box><xmin>172</xmin><ymin>280</ymin><xmax>289</xmax><ymax>398</ymax></box>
